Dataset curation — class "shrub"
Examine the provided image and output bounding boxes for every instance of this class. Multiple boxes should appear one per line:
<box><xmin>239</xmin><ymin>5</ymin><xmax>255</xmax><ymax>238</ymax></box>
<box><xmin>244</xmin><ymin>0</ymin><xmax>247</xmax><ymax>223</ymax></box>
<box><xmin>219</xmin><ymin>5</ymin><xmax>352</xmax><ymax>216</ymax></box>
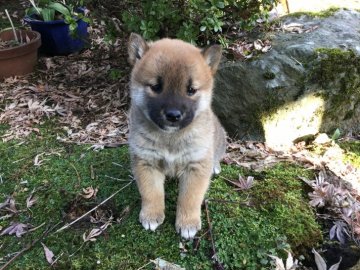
<box><xmin>121</xmin><ymin>0</ymin><xmax>278</xmax><ymax>45</ymax></box>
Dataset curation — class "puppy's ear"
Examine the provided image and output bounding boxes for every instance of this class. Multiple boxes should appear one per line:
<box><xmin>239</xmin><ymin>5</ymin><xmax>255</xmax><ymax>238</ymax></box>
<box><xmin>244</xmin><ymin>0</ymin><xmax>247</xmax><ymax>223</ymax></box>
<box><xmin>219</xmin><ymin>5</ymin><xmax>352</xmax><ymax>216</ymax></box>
<box><xmin>202</xmin><ymin>45</ymin><xmax>222</xmax><ymax>74</ymax></box>
<box><xmin>128</xmin><ymin>33</ymin><xmax>149</xmax><ymax>65</ymax></box>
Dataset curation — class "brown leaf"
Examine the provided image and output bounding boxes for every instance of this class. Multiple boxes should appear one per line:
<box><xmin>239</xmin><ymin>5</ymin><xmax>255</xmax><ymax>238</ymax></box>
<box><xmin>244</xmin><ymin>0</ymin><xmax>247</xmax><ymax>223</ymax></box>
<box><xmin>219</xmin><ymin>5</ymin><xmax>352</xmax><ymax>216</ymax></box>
<box><xmin>0</xmin><ymin>222</ymin><xmax>30</xmax><ymax>237</ymax></box>
<box><xmin>41</xmin><ymin>242</ymin><xmax>54</xmax><ymax>264</ymax></box>
<box><xmin>83</xmin><ymin>220</ymin><xmax>112</xmax><ymax>242</ymax></box>
<box><xmin>8</xmin><ymin>197</ymin><xmax>17</xmax><ymax>213</ymax></box>
<box><xmin>26</xmin><ymin>190</ymin><xmax>38</xmax><ymax>208</ymax></box>
<box><xmin>0</xmin><ymin>197</ymin><xmax>11</xmax><ymax>209</ymax></box>
<box><xmin>225</xmin><ymin>175</ymin><xmax>255</xmax><ymax>191</ymax></box>
<box><xmin>81</xmin><ymin>186</ymin><xmax>98</xmax><ymax>199</ymax></box>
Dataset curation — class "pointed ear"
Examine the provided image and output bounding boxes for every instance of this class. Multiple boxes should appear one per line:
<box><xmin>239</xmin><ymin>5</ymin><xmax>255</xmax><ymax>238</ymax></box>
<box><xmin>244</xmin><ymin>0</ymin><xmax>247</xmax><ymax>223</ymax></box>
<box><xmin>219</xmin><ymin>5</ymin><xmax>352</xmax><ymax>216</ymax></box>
<box><xmin>128</xmin><ymin>33</ymin><xmax>149</xmax><ymax>65</ymax></box>
<box><xmin>202</xmin><ymin>45</ymin><xmax>222</xmax><ymax>73</ymax></box>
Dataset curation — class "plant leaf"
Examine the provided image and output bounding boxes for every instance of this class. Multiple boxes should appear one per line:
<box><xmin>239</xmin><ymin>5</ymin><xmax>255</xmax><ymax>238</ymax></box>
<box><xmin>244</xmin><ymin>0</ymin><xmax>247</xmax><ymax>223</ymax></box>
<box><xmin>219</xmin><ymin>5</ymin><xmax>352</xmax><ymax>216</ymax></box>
<box><xmin>48</xmin><ymin>2</ymin><xmax>71</xmax><ymax>17</ymax></box>
<box><xmin>331</xmin><ymin>128</ymin><xmax>340</xmax><ymax>140</ymax></box>
<box><xmin>41</xmin><ymin>8</ymin><xmax>55</xmax><ymax>21</ymax></box>
<box><xmin>285</xmin><ymin>251</ymin><xmax>296</xmax><ymax>269</ymax></box>
<box><xmin>328</xmin><ymin>257</ymin><xmax>342</xmax><ymax>270</ymax></box>
<box><xmin>312</xmin><ymin>249</ymin><xmax>327</xmax><ymax>270</ymax></box>
<box><xmin>0</xmin><ymin>222</ymin><xmax>30</xmax><ymax>237</ymax></box>
<box><xmin>268</xmin><ymin>255</ymin><xmax>285</xmax><ymax>270</ymax></box>
<box><xmin>41</xmin><ymin>242</ymin><xmax>54</xmax><ymax>264</ymax></box>
<box><xmin>26</xmin><ymin>190</ymin><xmax>38</xmax><ymax>208</ymax></box>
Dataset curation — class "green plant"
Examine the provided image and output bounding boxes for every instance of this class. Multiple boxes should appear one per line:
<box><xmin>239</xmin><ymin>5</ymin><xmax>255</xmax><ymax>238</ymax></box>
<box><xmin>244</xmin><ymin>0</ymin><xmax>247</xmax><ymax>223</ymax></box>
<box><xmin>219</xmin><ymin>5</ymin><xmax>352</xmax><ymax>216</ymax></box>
<box><xmin>122</xmin><ymin>0</ymin><xmax>278</xmax><ymax>45</ymax></box>
<box><xmin>26</xmin><ymin>0</ymin><xmax>90</xmax><ymax>35</ymax></box>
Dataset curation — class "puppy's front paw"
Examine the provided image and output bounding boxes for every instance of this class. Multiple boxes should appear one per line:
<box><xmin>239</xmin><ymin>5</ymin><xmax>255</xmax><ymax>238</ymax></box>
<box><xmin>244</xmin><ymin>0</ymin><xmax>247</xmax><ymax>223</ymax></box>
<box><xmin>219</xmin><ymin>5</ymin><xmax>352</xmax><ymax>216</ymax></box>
<box><xmin>139</xmin><ymin>209</ymin><xmax>165</xmax><ymax>231</ymax></box>
<box><xmin>176</xmin><ymin>217</ymin><xmax>201</xmax><ymax>239</ymax></box>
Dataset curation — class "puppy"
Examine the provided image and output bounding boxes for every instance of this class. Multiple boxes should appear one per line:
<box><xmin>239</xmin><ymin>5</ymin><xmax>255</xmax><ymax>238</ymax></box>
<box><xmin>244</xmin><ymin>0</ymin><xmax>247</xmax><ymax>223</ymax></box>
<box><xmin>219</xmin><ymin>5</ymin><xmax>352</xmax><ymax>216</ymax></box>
<box><xmin>128</xmin><ymin>33</ymin><xmax>226</xmax><ymax>239</ymax></box>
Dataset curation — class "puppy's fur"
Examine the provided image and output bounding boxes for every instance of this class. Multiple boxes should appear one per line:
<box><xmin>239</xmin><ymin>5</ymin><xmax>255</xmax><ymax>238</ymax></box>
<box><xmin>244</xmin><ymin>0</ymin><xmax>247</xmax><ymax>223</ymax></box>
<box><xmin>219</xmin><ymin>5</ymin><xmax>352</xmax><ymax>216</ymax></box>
<box><xmin>128</xmin><ymin>33</ymin><xmax>226</xmax><ymax>239</ymax></box>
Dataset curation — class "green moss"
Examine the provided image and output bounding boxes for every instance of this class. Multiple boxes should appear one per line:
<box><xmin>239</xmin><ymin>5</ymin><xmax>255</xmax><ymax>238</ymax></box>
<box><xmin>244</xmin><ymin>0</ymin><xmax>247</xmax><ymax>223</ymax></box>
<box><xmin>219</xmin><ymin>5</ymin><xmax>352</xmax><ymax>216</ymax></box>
<box><xmin>283</xmin><ymin>7</ymin><xmax>340</xmax><ymax>19</ymax></box>
<box><xmin>263</xmin><ymin>71</ymin><xmax>276</xmax><ymax>80</ymax></box>
<box><xmin>0</xmin><ymin>122</ymin><xmax>322</xmax><ymax>269</ymax></box>
<box><xmin>208</xmin><ymin>163</ymin><xmax>322</xmax><ymax>269</ymax></box>
<box><xmin>305</xmin><ymin>48</ymin><xmax>360</xmax><ymax>124</ymax></box>
<box><xmin>339</xmin><ymin>141</ymin><xmax>360</xmax><ymax>168</ymax></box>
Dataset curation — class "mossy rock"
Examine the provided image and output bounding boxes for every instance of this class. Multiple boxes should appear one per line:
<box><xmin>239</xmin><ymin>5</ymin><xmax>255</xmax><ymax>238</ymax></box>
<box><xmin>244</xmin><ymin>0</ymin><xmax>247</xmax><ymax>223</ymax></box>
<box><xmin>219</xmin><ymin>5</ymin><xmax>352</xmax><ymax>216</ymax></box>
<box><xmin>214</xmin><ymin>9</ymin><xmax>360</xmax><ymax>149</ymax></box>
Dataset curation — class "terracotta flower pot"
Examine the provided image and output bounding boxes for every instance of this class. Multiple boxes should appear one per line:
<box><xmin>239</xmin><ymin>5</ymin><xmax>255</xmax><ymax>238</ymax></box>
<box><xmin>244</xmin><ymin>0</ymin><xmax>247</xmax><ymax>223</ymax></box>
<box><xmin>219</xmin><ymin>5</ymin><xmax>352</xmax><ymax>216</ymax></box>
<box><xmin>0</xmin><ymin>29</ymin><xmax>41</xmax><ymax>79</ymax></box>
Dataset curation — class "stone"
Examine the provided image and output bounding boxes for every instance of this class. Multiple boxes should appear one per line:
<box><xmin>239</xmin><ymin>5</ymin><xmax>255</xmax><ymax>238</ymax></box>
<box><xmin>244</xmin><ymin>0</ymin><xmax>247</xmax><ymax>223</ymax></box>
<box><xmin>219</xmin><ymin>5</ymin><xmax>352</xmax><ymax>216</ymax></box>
<box><xmin>213</xmin><ymin>10</ymin><xmax>360</xmax><ymax>150</ymax></box>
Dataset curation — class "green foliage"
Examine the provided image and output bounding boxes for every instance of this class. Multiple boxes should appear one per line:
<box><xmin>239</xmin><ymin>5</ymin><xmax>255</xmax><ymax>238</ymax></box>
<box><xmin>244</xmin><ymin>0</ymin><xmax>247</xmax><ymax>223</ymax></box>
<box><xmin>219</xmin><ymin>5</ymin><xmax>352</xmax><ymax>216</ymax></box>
<box><xmin>108</xmin><ymin>68</ymin><xmax>124</xmax><ymax>81</ymax></box>
<box><xmin>26</xmin><ymin>1</ymin><xmax>90</xmax><ymax>36</ymax></box>
<box><xmin>121</xmin><ymin>0</ymin><xmax>278</xmax><ymax>45</ymax></box>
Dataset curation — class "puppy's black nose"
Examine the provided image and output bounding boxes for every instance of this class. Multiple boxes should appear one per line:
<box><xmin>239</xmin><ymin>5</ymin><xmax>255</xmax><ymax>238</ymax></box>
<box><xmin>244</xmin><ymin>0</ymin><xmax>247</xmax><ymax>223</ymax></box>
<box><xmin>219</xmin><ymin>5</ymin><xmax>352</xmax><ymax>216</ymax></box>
<box><xmin>165</xmin><ymin>109</ymin><xmax>182</xmax><ymax>122</ymax></box>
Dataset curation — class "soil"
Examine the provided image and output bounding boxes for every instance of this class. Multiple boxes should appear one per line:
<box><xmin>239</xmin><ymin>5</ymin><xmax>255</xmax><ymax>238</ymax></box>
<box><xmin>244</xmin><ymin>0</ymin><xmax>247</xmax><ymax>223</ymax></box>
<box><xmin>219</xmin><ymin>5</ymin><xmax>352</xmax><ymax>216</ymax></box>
<box><xmin>0</xmin><ymin>39</ymin><xmax>23</xmax><ymax>49</ymax></box>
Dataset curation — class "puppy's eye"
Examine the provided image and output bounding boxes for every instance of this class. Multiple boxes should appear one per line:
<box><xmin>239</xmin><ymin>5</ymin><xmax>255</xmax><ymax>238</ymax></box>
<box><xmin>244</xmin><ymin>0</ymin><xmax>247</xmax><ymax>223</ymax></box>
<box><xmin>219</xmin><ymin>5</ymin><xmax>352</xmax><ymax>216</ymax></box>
<box><xmin>149</xmin><ymin>84</ymin><xmax>162</xmax><ymax>94</ymax></box>
<box><xmin>187</xmin><ymin>86</ymin><xmax>197</xmax><ymax>96</ymax></box>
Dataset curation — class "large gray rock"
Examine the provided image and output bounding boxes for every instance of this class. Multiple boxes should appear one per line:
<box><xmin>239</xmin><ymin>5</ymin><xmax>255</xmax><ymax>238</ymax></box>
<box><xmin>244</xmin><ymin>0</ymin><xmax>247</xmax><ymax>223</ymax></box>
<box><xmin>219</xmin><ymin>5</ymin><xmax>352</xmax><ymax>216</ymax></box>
<box><xmin>213</xmin><ymin>10</ymin><xmax>360</xmax><ymax>149</ymax></box>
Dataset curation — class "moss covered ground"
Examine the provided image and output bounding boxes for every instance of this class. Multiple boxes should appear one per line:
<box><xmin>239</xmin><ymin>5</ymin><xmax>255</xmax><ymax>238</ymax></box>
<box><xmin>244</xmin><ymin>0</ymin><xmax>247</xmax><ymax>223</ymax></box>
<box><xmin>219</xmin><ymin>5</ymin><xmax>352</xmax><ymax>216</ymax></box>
<box><xmin>0</xmin><ymin>121</ymin><xmax>328</xmax><ymax>270</ymax></box>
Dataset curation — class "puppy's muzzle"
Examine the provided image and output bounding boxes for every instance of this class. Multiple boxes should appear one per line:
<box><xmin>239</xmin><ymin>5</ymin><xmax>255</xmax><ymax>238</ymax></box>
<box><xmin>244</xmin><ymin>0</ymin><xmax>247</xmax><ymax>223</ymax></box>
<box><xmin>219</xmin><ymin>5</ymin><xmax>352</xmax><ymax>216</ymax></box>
<box><xmin>164</xmin><ymin>109</ymin><xmax>183</xmax><ymax>123</ymax></box>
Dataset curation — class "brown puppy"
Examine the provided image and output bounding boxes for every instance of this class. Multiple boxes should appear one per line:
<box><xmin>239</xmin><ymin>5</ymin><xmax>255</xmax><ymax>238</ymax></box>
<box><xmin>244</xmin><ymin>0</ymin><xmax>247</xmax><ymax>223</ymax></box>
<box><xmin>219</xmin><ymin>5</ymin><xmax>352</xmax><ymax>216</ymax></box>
<box><xmin>128</xmin><ymin>33</ymin><xmax>226</xmax><ymax>239</ymax></box>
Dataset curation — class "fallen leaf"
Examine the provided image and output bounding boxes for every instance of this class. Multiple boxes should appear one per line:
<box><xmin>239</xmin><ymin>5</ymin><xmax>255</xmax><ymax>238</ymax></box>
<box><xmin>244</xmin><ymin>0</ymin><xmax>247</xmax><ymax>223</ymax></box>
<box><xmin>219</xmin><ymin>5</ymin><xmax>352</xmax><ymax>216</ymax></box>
<box><xmin>41</xmin><ymin>242</ymin><xmax>55</xmax><ymax>264</ymax></box>
<box><xmin>151</xmin><ymin>258</ymin><xmax>185</xmax><ymax>270</ymax></box>
<box><xmin>312</xmin><ymin>249</ymin><xmax>327</xmax><ymax>270</ymax></box>
<box><xmin>0</xmin><ymin>222</ymin><xmax>30</xmax><ymax>237</ymax></box>
<box><xmin>8</xmin><ymin>197</ymin><xmax>17</xmax><ymax>213</ymax></box>
<box><xmin>83</xmin><ymin>219</ymin><xmax>112</xmax><ymax>242</ymax></box>
<box><xmin>81</xmin><ymin>186</ymin><xmax>98</xmax><ymax>199</ymax></box>
<box><xmin>26</xmin><ymin>190</ymin><xmax>38</xmax><ymax>208</ymax></box>
<box><xmin>0</xmin><ymin>197</ymin><xmax>11</xmax><ymax>209</ymax></box>
<box><xmin>225</xmin><ymin>175</ymin><xmax>255</xmax><ymax>191</ymax></box>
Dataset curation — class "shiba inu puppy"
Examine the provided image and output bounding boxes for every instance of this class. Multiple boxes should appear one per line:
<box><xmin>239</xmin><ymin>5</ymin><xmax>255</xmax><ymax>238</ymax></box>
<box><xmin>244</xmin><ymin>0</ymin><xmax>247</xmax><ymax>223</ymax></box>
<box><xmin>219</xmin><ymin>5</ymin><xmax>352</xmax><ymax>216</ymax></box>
<box><xmin>128</xmin><ymin>33</ymin><xmax>226</xmax><ymax>239</ymax></box>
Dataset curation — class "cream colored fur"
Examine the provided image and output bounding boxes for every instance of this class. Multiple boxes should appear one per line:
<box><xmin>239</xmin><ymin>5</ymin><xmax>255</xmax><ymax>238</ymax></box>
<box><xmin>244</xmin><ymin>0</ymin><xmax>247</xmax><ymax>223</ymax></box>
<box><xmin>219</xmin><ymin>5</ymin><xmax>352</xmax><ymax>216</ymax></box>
<box><xmin>128</xmin><ymin>33</ymin><xmax>226</xmax><ymax>239</ymax></box>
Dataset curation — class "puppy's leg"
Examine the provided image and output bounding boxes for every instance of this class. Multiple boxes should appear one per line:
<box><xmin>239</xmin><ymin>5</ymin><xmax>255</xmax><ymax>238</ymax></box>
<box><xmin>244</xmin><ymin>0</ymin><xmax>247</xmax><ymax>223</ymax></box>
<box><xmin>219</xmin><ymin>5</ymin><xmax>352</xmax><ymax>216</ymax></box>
<box><xmin>133</xmin><ymin>158</ymin><xmax>165</xmax><ymax>231</ymax></box>
<box><xmin>176</xmin><ymin>159</ymin><xmax>212</xmax><ymax>239</ymax></box>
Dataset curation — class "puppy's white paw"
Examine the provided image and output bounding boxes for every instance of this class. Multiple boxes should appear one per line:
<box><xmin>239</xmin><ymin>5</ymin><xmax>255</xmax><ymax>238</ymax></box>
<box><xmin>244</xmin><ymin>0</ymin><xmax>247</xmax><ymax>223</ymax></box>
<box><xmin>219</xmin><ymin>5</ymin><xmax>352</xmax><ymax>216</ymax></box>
<box><xmin>213</xmin><ymin>162</ymin><xmax>221</xmax><ymax>175</ymax></box>
<box><xmin>139</xmin><ymin>210</ymin><xmax>164</xmax><ymax>231</ymax></box>
<box><xmin>176</xmin><ymin>219</ymin><xmax>201</xmax><ymax>239</ymax></box>
<box><xmin>177</xmin><ymin>225</ymin><xmax>199</xmax><ymax>239</ymax></box>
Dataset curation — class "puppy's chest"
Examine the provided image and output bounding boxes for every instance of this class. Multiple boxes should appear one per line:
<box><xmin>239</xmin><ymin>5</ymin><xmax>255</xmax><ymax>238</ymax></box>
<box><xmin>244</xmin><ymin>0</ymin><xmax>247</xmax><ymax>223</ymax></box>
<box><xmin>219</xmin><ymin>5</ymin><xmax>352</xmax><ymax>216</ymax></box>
<box><xmin>132</xmin><ymin>132</ymin><xmax>210</xmax><ymax>174</ymax></box>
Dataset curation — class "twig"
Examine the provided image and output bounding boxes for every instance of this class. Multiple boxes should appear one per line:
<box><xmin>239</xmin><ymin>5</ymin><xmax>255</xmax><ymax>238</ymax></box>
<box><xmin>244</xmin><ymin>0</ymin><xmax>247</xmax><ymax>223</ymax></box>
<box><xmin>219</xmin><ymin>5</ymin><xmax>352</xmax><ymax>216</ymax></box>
<box><xmin>204</xmin><ymin>199</ymin><xmax>225</xmax><ymax>270</ymax></box>
<box><xmin>69</xmin><ymin>242</ymin><xmax>85</xmax><ymax>258</ymax></box>
<box><xmin>55</xmin><ymin>181</ymin><xmax>134</xmax><ymax>233</ymax></box>
<box><xmin>28</xmin><ymin>222</ymin><xmax>46</xmax><ymax>233</ymax></box>
<box><xmin>104</xmin><ymin>175</ymin><xmax>132</xmax><ymax>182</ymax></box>
<box><xmin>70</xmin><ymin>163</ymin><xmax>81</xmax><ymax>186</ymax></box>
<box><xmin>4</xmin><ymin>9</ymin><xmax>18</xmax><ymax>43</ymax></box>
<box><xmin>90</xmin><ymin>165</ymin><xmax>95</xmax><ymax>180</ymax></box>
<box><xmin>50</xmin><ymin>251</ymin><xmax>64</xmax><ymax>266</ymax></box>
<box><xmin>136</xmin><ymin>260</ymin><xmax>152</xmax><ymax>270</ymax></box>
<box><xmin>0</xmin><ymin>225</ymin><xmax>52</xmax><ymax>270</ymax></box>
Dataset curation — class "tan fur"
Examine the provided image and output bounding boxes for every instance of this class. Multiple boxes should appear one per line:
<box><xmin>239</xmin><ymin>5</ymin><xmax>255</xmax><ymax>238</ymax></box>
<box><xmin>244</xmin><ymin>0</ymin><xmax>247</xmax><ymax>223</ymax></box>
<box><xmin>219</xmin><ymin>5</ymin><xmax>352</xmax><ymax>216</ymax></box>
<box><xmin>128</xmin><ymin>33</ymin><xmax>226</xmax><ymax>239</ymax></box>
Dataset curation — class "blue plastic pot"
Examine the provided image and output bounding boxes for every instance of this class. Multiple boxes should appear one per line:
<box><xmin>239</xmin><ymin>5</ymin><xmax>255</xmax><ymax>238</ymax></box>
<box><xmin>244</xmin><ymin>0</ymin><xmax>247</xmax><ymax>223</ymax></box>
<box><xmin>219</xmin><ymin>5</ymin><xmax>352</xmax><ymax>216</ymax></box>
<box><xmin>24</xmin><ymin>11</ymin><xmax>88</xmax><ymax>55</ymax></box>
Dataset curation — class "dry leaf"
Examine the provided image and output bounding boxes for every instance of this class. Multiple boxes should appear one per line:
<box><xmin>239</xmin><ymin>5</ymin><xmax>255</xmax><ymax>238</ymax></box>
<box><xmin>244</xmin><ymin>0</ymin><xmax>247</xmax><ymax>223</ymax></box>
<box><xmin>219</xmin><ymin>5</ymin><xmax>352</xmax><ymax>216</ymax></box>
<box><xmin>269</xmin><ymin>251</ymin><xmax>298</xmax><ymax>270</ymax></box>
<box><xmin>41</xmin><ymin>242</ymin><xmax>55</xmax><ymax>264</ymax></box>
<box><xmin>8</xmin><ymin>197</ymin><xmax>17</xmax><ymax>213</ymax></box>
<box><xmin>151</xmin><ymin>258</ymin><xmax>185</xmax><ymax>270</ymax></box>
<box><xmin>81</xmin><ymin>186</ymin><xmax>98</xmax><ymax>199</ymax></box>
<box><xmin>26</xmin><ymin>190</ymin><xmax>38</xmax><ymax>208</ymax></box>
<box><xmin>83</xmin><ymin>219</ymin><xmax>112</xmax><ymax>242</ymax></box>
<box><xmin>329</xmin><ymin>221</ymin><xmax>348</xmax><ymax>244</ymax></box>
<box><xmin>226</xmin><ymin>175</ymin><xmax>255</xmax><ymax>191</ymax></box>
<box><xmin>0</xmin><ymin>222</ymin><xmax>30</xmax><ymax>237</ymax></box>
<box><xmin>0</xmin><ymin>197</ymin><xmax>11</xmax><ymax>209</ymax></box>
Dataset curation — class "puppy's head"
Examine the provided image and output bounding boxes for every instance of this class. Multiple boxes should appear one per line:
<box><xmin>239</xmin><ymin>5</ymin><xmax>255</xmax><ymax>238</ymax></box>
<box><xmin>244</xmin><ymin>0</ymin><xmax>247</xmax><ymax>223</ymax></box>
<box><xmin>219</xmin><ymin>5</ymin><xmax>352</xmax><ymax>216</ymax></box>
<box><xmin>128</xmin><ymin>33</ymin><xmax>221</xmax><ymax>132</ymax></box>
